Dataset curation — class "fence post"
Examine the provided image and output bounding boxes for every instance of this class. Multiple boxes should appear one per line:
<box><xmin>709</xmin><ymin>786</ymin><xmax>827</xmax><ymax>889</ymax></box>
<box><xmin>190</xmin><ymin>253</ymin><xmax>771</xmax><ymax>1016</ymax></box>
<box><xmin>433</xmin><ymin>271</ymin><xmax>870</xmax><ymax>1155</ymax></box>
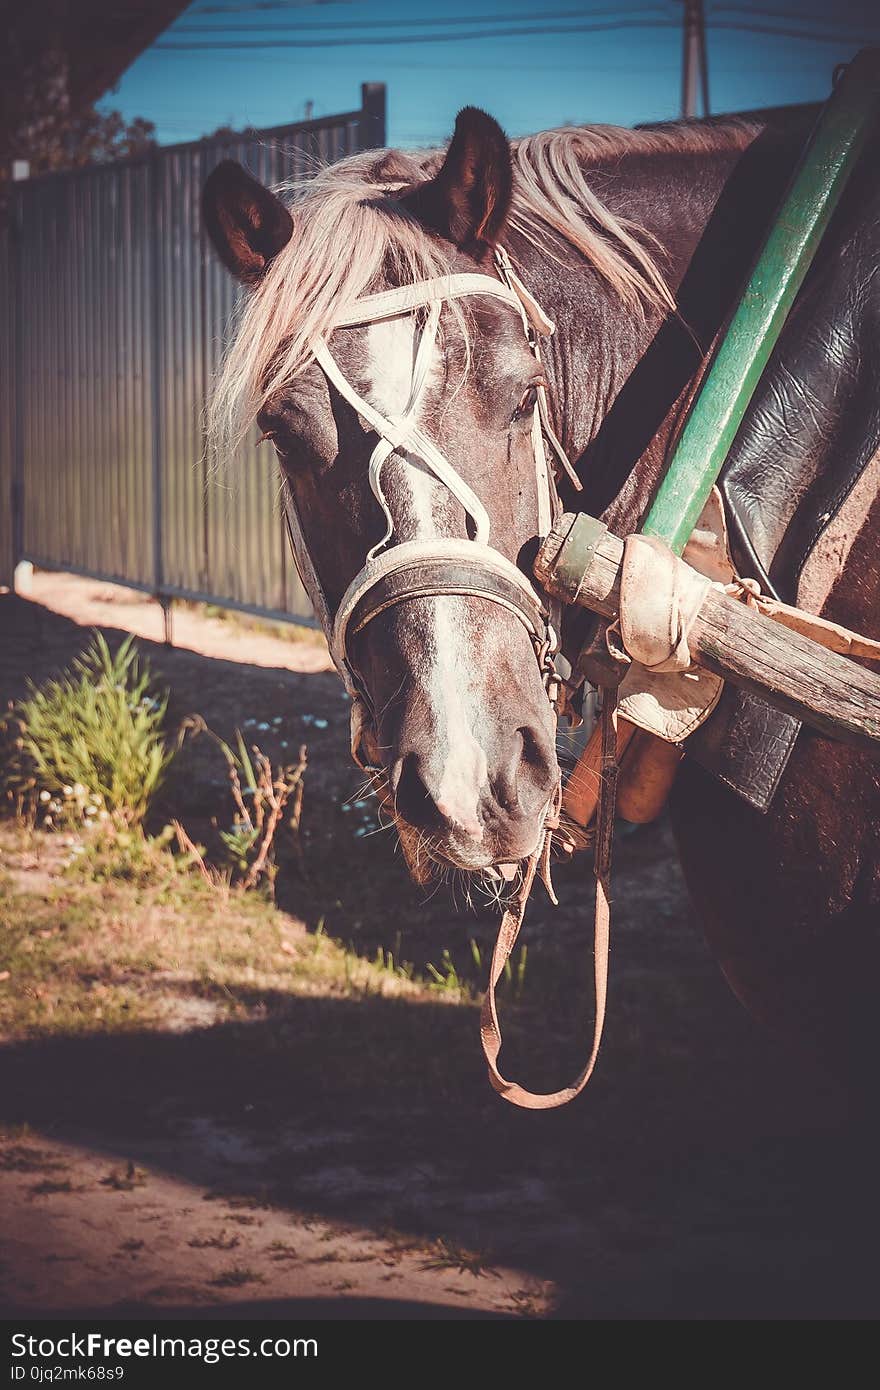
<box><xmin>148</xmin><ymin>147</ymin><xmax>165</xmax><ymax>620</ymax></box>
<box><xmin>360</xmin><ymin>83</ymin><xmax>387</xmax><ymax>150</ymax></box>
<box><xmin>10</xmin><ymin>187</ymin><xmax>24</xmax><ymax>580</ymax></box>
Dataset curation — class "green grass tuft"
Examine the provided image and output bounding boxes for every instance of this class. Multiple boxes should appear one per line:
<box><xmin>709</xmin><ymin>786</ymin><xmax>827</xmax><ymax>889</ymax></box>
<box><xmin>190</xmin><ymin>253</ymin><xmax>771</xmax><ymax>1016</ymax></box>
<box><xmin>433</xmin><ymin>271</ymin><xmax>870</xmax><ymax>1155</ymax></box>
<box><xmin>3</xmin><ymin>632</ymin><xmax>175</xmax><ymax>828</ymax></box>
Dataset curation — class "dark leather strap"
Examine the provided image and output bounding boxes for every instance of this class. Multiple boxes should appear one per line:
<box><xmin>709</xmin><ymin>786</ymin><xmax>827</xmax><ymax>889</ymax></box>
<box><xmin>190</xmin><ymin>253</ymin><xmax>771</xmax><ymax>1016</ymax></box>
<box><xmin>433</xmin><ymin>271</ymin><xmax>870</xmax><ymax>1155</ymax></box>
<box><xmin>686</xmin><ymin>686</ymin><xmax>801</xmax><ymax>812</ymax></box>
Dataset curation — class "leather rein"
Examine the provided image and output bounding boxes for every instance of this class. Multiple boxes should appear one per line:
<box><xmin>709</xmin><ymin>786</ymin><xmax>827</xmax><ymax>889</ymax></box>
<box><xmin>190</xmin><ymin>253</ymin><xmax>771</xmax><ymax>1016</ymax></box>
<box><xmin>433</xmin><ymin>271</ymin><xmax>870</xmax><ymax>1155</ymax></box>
<box><xmin>281</xmin><ymin>246</ymin><xmax>614</xmax><ymax>1111</ymax></box>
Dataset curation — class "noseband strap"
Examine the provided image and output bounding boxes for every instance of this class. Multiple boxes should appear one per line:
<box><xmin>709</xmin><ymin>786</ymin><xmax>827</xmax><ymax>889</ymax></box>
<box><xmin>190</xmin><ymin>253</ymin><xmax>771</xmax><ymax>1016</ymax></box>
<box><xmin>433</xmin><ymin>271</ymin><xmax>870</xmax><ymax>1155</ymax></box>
<box><xmin>330</xmin><ymin>537</ymin><xmax>550</xmax><ymax>681</ymax></box>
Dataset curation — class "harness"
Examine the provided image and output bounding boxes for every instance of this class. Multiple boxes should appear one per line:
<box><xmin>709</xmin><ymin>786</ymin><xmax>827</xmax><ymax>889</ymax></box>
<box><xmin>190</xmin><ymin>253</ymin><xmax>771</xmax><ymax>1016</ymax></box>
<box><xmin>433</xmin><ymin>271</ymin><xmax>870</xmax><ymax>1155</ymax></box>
<box><xmin>281</xmin><ymin>246</ymin><xmax>612</xmax><ymax>1111</ymax></box>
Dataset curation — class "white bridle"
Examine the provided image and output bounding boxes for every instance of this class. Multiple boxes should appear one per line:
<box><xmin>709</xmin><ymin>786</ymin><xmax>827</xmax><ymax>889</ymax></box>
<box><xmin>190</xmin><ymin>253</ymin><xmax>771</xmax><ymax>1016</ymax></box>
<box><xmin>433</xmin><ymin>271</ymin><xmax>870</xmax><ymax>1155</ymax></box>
<box><xmin>280</xmin><ymin>246</ymin><xmax>580</xmax><ymax>765</ymax></box>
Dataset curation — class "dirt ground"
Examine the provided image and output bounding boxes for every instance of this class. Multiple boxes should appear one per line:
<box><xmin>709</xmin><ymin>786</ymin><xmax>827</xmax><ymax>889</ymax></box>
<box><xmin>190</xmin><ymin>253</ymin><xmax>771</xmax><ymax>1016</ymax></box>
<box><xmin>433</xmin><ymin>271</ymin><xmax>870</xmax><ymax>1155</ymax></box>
<box><xmin>1</xmin><ymin>572</ymin><xmax>877</xmax><ymax>1321</ymax></box>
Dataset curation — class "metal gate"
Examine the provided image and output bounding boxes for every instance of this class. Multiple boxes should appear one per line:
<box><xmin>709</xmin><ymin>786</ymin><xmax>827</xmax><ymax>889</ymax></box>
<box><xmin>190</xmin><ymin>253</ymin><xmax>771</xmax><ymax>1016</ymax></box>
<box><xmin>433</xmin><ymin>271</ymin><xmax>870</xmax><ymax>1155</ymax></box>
<box><xmin>0</xmin><ymin>83</ymin><xmax>386</xmax><ymax>619</ymax></box>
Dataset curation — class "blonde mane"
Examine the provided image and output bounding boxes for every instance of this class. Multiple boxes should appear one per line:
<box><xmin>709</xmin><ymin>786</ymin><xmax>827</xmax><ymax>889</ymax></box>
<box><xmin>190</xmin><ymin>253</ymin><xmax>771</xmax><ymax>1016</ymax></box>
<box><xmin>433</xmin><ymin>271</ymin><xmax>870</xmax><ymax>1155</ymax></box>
<box><xmin>208</xmin><ymin>119</ymin><xmax>760</xmax><ymax>457</ymax></box>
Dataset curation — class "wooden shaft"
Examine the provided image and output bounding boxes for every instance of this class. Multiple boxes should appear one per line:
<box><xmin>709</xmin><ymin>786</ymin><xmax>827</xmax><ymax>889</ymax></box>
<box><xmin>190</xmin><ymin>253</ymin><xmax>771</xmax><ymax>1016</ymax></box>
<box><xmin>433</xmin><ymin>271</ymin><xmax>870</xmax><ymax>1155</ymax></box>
<box><xmin>537</xmin><ymin>514</ymin><xmax>880</xmax><ymax>751</ymax></box>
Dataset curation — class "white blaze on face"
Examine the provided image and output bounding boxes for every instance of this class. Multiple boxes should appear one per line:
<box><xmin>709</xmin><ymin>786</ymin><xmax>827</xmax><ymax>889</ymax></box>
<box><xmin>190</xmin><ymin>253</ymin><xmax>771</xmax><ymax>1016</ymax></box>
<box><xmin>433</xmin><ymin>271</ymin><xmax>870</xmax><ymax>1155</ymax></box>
<box><xmin>431</xmin><ymin>597</ymin><xmax>488</xmax><ymax>840</ymax></box>
<box><xmin>365</xmin><ymin>318</ymin><xmax>489</xmax><ymax>840</ymax></box>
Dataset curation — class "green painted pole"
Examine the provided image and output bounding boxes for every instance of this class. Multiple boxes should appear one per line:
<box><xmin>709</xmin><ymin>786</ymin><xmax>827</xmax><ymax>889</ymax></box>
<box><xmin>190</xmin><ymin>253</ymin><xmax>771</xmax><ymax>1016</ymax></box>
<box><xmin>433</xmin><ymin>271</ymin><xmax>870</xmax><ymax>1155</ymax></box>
<box><xmin>641</xmin><ymin>48</ymin><xmax>880</xmax><ymax>556</ymax></box>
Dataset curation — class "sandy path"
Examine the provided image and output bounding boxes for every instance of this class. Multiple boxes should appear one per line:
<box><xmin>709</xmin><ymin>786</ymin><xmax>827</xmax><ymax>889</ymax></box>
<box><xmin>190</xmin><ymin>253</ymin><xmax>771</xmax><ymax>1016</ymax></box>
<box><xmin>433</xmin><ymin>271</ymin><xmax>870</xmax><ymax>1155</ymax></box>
<box><xmin>13</xmin><ymin>569</ymin><xmax>334</xmax><ymax>675</ymax></box>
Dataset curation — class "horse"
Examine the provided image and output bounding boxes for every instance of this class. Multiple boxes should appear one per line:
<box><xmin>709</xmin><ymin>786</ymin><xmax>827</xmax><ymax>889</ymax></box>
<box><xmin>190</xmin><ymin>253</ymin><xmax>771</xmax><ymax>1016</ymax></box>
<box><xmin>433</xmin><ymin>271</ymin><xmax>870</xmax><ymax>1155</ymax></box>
<box><xmin>202</xmin><ymin>104</ymin><xmax>880</xmax><ymax>1102</ymax></box>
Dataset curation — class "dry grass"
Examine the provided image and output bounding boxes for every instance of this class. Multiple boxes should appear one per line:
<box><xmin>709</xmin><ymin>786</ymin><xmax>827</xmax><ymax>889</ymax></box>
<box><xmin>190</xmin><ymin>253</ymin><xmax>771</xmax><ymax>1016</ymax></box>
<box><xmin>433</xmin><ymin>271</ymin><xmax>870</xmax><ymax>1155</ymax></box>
<box><xmin>0</xmin><ymin>820</ymin><xmax>468</xmax><ymax>1047</ymax></box>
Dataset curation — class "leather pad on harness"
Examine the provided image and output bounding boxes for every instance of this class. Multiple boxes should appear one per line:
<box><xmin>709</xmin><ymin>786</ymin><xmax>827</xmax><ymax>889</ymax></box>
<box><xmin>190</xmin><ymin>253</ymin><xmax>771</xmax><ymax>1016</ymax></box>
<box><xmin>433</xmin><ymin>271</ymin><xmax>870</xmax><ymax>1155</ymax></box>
<box><xmin>685</xmin><ymin>144</ymin><xmax>880</xmax><ymax>810</ymax></box>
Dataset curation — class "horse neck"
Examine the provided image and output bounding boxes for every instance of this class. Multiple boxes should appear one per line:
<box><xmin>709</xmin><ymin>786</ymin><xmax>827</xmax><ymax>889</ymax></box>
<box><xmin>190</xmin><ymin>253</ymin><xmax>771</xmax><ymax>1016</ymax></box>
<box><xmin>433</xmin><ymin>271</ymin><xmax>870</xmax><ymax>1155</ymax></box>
<box><xmin>512</xmin><ymin>124</ymin><xmax>806</xmax><ymax>533</ymax></box>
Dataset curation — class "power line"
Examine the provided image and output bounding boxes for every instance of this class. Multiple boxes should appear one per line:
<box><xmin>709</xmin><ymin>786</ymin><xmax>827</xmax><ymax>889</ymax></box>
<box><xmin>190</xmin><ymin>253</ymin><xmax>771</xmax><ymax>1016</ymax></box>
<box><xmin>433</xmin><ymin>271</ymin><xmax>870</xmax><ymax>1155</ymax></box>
<box><xmin>712</xmin><ymin>2</ymin><xmax>876</xmax><ymax>26</ymax></box>
<box><xmin>186</xmin><ymin>0</ymin><xmax>880</xmax><ymax>33</ymax></box>
<box><xmin>155</xmin><ymin>14</ymin><xmax>880</xmax><ymax>52</ymax></box>
<box><xmin>711</xmin><ymin>18</ymin><xmax>880</xmax><ymax>42</ymax></box>
<box><xmin>174</xmin><ymin>6</ymin><xmax>668</xmax><ymax>32</ymax></box>
<box><xmin>157</xmin><ymin>18</ymin><xmax>684</xmax><ymax>49</ymax></box>
<box><xmin>191</xmin><ymin>1</ymin><xmax>365</xmax><ymax>9</ymax></box>
<box><xmin>140</xmin><ymin>55</ymin><xmax>684</xmax><ymax>72</ymax></box>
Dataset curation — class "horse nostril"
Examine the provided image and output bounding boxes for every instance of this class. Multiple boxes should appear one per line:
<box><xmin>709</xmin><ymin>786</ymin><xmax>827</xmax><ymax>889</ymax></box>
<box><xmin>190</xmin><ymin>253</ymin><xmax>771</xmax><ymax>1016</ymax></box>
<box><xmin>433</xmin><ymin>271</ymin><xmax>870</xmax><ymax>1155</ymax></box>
<box><xmin>393</xmin><ymin>753</ymin><xmax>436</xmax><ymax>831</ymax></box>
<box><xmin>519</xmin><ymin>725</ymin><xmax>553</xmax><ymax>776</ymax></box>
<box><xmin>493</xmin><ymin>729</ymin><xmax>524</xmax><ymax>811</ymax></box>
<box><xmin>392</xmin><ymin>750</ymin><xmax>484</xmax><ymax>840</ymax></box>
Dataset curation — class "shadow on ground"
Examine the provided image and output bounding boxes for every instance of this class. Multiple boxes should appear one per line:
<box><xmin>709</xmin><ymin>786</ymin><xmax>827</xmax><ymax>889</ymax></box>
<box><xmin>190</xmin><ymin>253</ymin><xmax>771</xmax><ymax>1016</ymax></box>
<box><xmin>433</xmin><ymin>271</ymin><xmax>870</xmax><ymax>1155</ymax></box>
<box><xmin>2</xmin><ymin>593</ymin><xmax>878</xmax><ymax>1319</ymax></box>
<box><xmin>1</xmin><ymin>991</ymin><xmax>876</xmax><ymax>1320</ymax></box>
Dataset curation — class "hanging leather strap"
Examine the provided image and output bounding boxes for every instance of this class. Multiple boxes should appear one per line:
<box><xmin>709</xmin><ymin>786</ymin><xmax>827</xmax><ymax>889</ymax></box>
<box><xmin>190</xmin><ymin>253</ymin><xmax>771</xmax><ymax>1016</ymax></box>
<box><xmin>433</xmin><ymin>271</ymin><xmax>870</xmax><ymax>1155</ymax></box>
<box><xmin>480</xmin><ymin>688</ymin><xmax>619</xmax><ymax>1109</ymax></box>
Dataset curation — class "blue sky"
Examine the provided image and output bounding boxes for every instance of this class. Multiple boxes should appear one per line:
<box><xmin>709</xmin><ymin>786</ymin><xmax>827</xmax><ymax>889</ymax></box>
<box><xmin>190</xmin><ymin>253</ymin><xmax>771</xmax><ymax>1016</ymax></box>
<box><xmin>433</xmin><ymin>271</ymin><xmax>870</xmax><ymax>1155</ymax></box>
<box><xmin>98</xmin><ymin>1</ymin><xmax>880</xmax><ymax>148</ymax></box>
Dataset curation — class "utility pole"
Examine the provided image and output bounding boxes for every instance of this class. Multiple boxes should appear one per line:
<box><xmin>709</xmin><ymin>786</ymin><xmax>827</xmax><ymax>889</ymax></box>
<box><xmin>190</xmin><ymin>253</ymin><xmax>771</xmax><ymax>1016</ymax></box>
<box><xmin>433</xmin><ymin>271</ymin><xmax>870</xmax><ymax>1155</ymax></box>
<box><xmin>681</xmin><ymin>0</ymin><xmax>710</xmax><ymax>119</ymax></box>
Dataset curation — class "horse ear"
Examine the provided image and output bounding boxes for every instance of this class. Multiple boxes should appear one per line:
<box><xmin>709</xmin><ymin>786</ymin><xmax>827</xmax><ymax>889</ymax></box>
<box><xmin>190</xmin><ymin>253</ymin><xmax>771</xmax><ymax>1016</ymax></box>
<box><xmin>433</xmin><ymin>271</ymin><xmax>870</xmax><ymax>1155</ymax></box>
<box><xmin>202</xmin><ymin>160</ymin><xmax>293</xmax><ymax>285</ymax></box>
<box><xmin>405</xmin><ymin>107</ymin><xmax>513</xmax><ymax>259</ymax></box>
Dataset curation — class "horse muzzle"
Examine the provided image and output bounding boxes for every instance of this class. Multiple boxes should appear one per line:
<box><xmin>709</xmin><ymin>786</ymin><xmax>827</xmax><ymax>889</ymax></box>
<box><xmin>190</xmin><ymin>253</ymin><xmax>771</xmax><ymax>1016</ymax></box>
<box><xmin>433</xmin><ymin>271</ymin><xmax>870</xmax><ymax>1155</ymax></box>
<box><xmin>385</xmin><ymin>718</ymin><xmax>559</xmax><ymax>873</ymax></box>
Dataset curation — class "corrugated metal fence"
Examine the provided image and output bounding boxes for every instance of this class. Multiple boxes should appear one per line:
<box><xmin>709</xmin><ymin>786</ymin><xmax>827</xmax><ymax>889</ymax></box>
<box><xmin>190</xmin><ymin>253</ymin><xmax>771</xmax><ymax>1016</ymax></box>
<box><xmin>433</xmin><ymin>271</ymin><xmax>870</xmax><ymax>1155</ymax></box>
<box><xmin>0</xmin><ymin>83</ymin><xmax>386</xmax><ymax>619</ymax></box>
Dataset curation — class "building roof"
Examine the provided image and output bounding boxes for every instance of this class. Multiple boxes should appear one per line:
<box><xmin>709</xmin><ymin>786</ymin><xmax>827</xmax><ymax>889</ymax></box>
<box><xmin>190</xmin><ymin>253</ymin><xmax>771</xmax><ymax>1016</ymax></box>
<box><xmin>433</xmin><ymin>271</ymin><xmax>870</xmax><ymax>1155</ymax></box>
<box><xmin>65</xmin><ymin>1</ymin><xmax>191</xmax><ymax>109</ymax></box>
<box><xmin>4</xmin><ymin>1</ymin><xmax>189</xmax><ymax>111</ymax></box>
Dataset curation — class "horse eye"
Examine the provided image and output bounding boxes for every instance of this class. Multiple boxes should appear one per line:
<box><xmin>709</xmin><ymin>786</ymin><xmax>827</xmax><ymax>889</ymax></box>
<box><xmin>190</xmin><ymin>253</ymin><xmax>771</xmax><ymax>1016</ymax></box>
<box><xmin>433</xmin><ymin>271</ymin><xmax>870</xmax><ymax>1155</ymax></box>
<box><xmin>511</xmin><ymin>385</ymin><xmax>539</xmax><ymax>423</ymax></box>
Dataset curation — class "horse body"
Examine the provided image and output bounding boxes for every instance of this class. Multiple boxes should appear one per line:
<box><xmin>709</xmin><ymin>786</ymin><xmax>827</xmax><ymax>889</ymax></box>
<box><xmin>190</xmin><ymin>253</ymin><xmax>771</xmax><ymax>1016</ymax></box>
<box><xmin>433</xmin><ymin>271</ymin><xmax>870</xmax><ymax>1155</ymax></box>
<box><xmin>204</xmin><ymin>106</ymin><xmax>880</xmax><ymax>1094</ymax></box>
<box><xmin>513</xmin><ymin>117</ymin><xmax>880</xmax><ymax>1092</ymax></box>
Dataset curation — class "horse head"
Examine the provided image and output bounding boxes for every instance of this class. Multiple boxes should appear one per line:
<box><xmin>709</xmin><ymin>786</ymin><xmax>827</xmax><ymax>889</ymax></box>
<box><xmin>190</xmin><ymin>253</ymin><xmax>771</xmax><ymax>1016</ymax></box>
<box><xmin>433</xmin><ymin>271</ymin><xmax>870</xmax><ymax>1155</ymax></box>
<box><xmin>203</xmin><ymin>109</ymin><xmax>561</xmax><ymax>883</ymax></box>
